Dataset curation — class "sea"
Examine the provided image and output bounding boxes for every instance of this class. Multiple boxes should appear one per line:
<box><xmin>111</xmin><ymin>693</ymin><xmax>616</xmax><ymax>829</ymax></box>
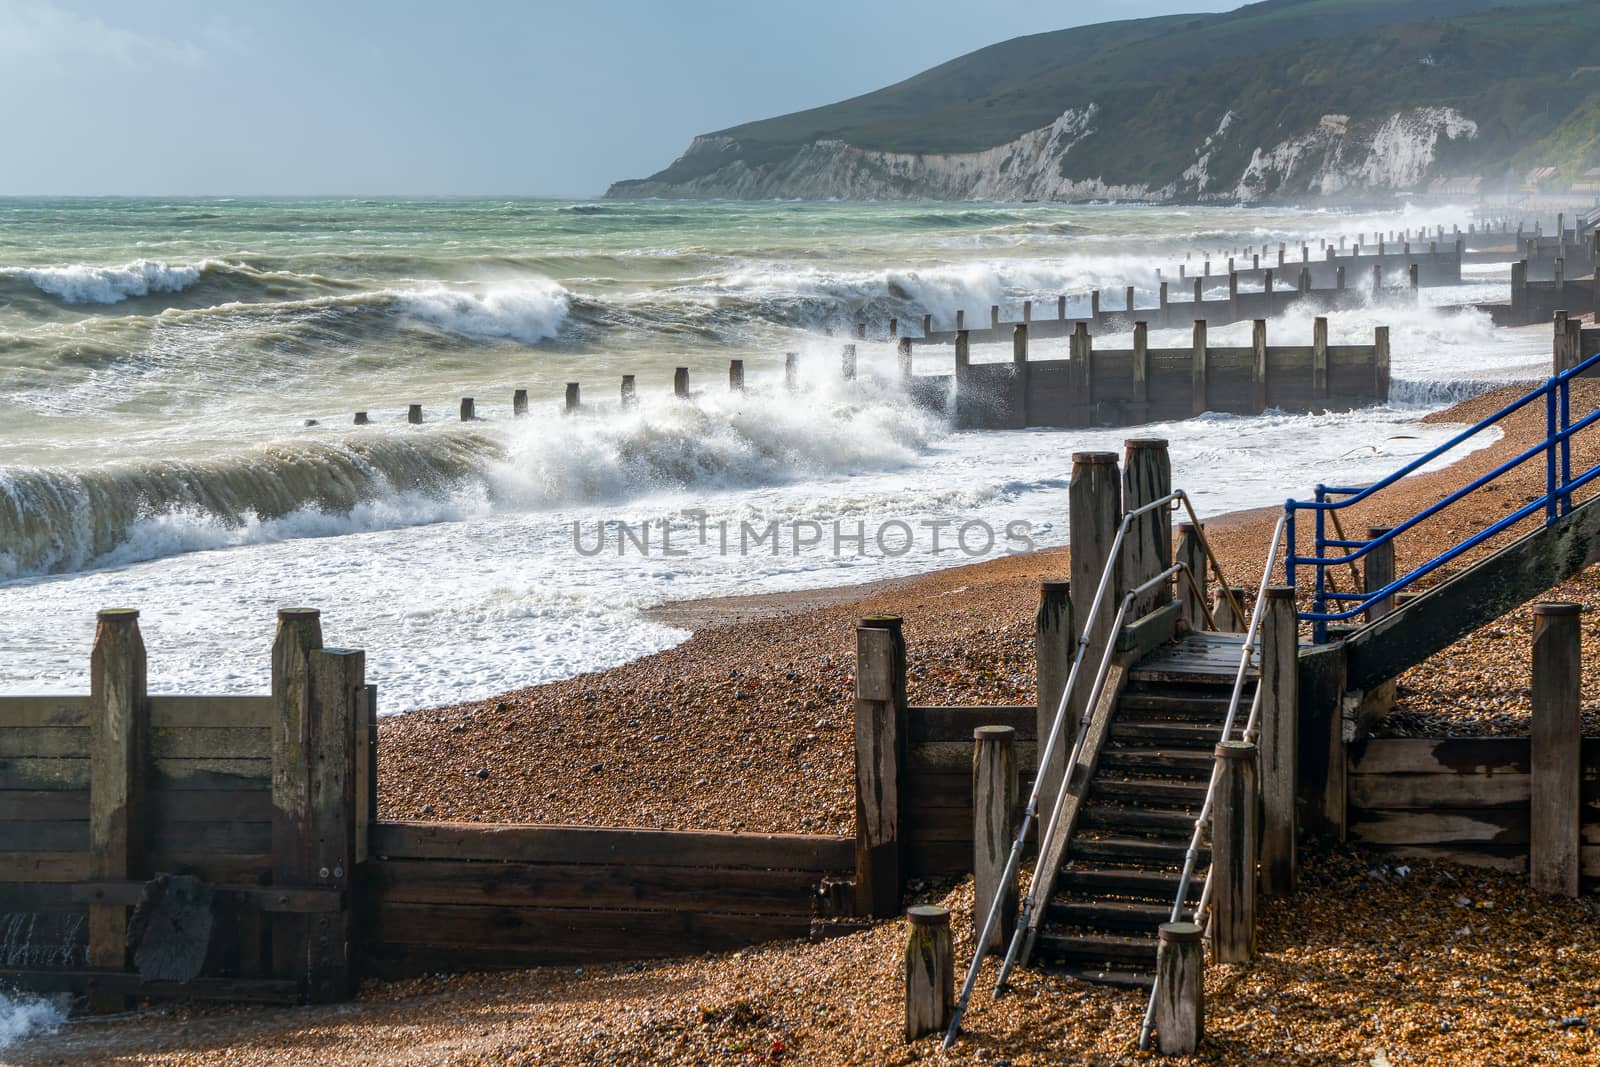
<box><xmin>0</xmin><ymin>197</ymin><xmax>1549</xmax><ymax>714</ymax></box>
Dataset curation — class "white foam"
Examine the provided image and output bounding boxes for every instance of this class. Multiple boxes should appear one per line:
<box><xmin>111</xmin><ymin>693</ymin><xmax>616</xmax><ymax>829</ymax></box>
<box><xmin>397</xmin><ymin>280</ymin><xmax>571</xmax><ymax>344</ymax></box>
<box><xmin>9</xmin><ymin>259</ymin><xmax>209</xmax><ymax>304</ymax></box>
<box><xmin>0</xmin><ymin>991</ymin><xmax>65</xmax><ymax>1049</ymax></box>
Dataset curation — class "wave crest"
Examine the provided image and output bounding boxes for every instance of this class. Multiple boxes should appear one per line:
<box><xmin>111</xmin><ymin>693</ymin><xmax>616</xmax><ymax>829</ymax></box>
<box><xmin>8</xmin><ymin>259</ymin><xmax>211</xmax><ymax>304</ymax></box>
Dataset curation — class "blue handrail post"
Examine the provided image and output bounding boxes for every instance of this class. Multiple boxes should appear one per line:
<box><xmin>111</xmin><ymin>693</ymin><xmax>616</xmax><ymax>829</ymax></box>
<box><xmin>1545</xmin><ymin>382</ymin><xmax>1558</xmax><ymax>525</ymax></box>
<box><xmin>1560</xmin><ymin>376</ymin><xmax>1573</xmax><ymax>516</ymax></box>
<box><xmin>1312</xmin><ymin>487</ymin><xmax>1328</xmax><ymax>643</ymax></box>
<box><xmin>1284</xmin><ymin>503</ymin><xmax>1297</xmax><ymax>590</ymax></box>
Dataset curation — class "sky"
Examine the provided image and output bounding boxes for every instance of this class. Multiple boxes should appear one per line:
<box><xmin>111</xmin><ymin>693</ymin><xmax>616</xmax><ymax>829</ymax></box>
<box><xmin>0</xmin><ymin>0</ymin><xmax>1223</xmax><ymax>197</ymax></box>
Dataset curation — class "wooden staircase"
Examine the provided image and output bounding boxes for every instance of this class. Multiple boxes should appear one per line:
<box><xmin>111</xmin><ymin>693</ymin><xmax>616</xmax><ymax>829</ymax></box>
<box><xmin>1029</xmin><ymin>633</ymin><xmax>1255</xmax><ymax>987</ymax></box>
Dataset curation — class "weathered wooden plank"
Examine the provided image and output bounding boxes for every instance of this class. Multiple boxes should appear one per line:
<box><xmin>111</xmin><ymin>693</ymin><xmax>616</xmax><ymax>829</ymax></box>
<box><xmin>148</xmin><ymin>695</ymin><xmax>271</xmax><ymax>729</ymax></box>
<box><xmin>371</xmin><ymin>822</ymin><xmax>855</xmax><ymax>872</ymax></box>
<box><xmin>0</xmin><ymin>851</ymin><xmax>91</xmax><ymax>882</ymax></box>
<box><xmin>905</xmin><ymin>771</ymin><xmax>1037</xmax><ymax>811</ymax></box>
<box><xmin>1115</xmin><ymin>601</ymin><xmax>1183</xmax><ymax>658</ymax></box>
<box><xmin>89</xmin><ymin>608</ymin><xmax>146</xmax><ymax>1011</ymax></box>
<box><xmin>366</xmin><ymin>902</ymin><xmax>812</xmax><ymax>958</ymax></box>
<box><xmin>908</xmin><ymin>741</ymin><xmax>1039</xmax><ymax>773</ymax></box>
<box><xmin>147</xmin><ymin>788</ymin><xmax>272</xmax><ymax>823</ymax></box>
<box><xmin>1349</xmin><ymin>773</ymin><xmax>1530</xmax><ymax>810</ymax></box>
<box><xmin>0</xmin><ymin>697</ymin><xmax>89</xmax><ymax>728</ymax></box>
<box><xmin>906</xmin><ymin>706</ymin><xmax>1035</xmax><ymax>743</ymax></box>
<box><xmin>151</xmin><ymin>758</ymin><xmax>270</xmax><ymax>789</ymax></box>
<box><xmin>0</xmin><ymin>790</ymin><xmax>90</xmax><ymax>820</ymax></box>
<box><xmin>0</xmin><ymin>728</ymin><xmax>89</xmax><ymax>758</ymax></box>
<box><xmin>1348</xmin><ymin>738</ymin><xmax>1529</xmax><ymax>776</ymax></box>
<box><xmin>1349</xmin><ymin>808</ymin><xmax>1528</xmax><ymax>846</ymax></box>
<box><xmin>853</xmin><ymin>617</ymin><xmax>904</xmax><ymax>919</ymax></box>
<box><xmin>143</xmin><ymin>851</ymin><xmax>271</xmax><ymax>883</ymax></box>
<box><xmin>0</xmin><ymin>821</ymin><xmax>88</xmax><ymax>852</ymax></box>
<box><xmin>1369</xmin><ymin>844</ymin><xmax>1528</xmax><ymax>874</ymax></box>
<box><xmin>148</xmin><ymin>820</ymin><xmax>272</xmax><ymax>856</ymax></box>
<box><xmin>368</xmin><ymin>859</ymin><xmax>820</xmax><ymax>915</ymax></box>
<box><xmin>0</xmin><ymin>882</ymin><xmax>93</xmax><ymax>912</ymax></box>
<box><xmin>68</xmin><ymin>881</ymin><xmax>340</xmax><ymax>913</ymax></box>
<box><xmin>0</xmin><ymin>969</ymin><xmax>300</xmax><ymax>1004</ymax></box>
<box><xmin>147</xmin><ymin>727</ymin><xmax>269</xmax><ymax>760</ymax></box>
<box><xmin>0</xmin><ymin>758</ymin><xmax>89</xmax><ymax>790</ymax></box>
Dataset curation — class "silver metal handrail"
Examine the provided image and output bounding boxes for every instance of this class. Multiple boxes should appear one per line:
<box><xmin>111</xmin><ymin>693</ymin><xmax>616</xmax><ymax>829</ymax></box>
<box><xmin>1135</xmin><ymin>511</ymin><xmax>1288</xmax><ymax>1052</ymax></box>
<box><xmin>944</xmin><ymin>488</ymin><xmax>1234</xmax><ymax>1049</ymax></box>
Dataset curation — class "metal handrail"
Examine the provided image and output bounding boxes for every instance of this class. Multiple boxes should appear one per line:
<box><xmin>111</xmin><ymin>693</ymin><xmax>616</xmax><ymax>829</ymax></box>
<box><xmin>1135</xmin><ymin>512</ymin><xmax>1287</xmax><ymax>1052</ymax></box>
<box><xmin>1288</xmin><ymin>348</ymin><xmax>1600</xmax><ymax>634</ymax></box>
<box><xmin>943</xmin><ymin>488</ymin><xmax>1231</xmax><ymax>1049</ymax></box>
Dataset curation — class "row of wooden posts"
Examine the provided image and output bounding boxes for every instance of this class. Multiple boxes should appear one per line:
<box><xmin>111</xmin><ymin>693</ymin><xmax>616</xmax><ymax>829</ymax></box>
<box><xmin>1191</xmin><ymin>216</ymin><xmax>1569</xmax><ymax>266</ymax></box>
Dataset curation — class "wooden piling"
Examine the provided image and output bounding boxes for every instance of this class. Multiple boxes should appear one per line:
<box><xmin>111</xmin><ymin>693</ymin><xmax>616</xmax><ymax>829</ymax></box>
<box><xmin>897</xmin><ymin>337</ymin><xmax>913</xmax><ymax>381</ymax></box>
<box><xmin>353</xmin><ymin>411</ymin><xmax>369</xmax><ymax>425</ymax></box>
<box><xmin>1057</xmin><ymin>295</ymin><xmax>1067</xmax><ymax>320</ymax></box>
<box><xmin>955</xmin><ymin>309</ymin><xmax>965</xmax><ymax>331</ymax></box>
<box><xmin>1131</xmin><ymin>321</ymin><xmax>1149</xmax><ymax>420</ymax></box>
<box><xmin>1298</xmin><ymin>267</ymin><xmax>1311</xmax><ymax>296</ymax></box>
<box><xmin>1155</xmin><ymin>922</ymin><xmax>1204</xmax><ymax>1054</ymax></box>
<box><xmin>513</xmin><ymin>389</ymin><xmax>528</xmax><ymax>417</ymax></box>
<box><xmin>1122</xmin><ymin>437</ymin><xmax>1172</xmax><ymax>615</ymax></box>
<box><xmin>922</xmin><ymin>314</ymin><xmax>932</xmax><ymax>337</ymax></box>
<box><xmin>1227</xmin><ymin>273</ymin><xmax>1238</xmax><ymax>321</ymax></box>
<box><xmin>889</xmin><ymin>317</ymin><xmax>898</xmax><ymax>338</ymax></box>
<box><xmin>1374</xmin><ymin>325</ymin><xmax>1390</xmax><ymax>402</ymax></box>
<box><xmin>784</xmin><ymin>353</ymin><xmax>799</xmax><ymax>390</ymax></box>
<box><xmin>1091</xmin><ymin>290</ymin><xmax>1101</xmax><ymax>319</ymax></box>
<box><xmin>621</xmin><ymin>374</ymin><xmax>637</xmax><ymax>406</ymax></box>
<box><xmin>1512</xmin><ymin>261</ymin><xmax>1528</xmax><ymax>322</ymax></box>
<box><xmin>1251</xmin><ymin>319</ymin><xmax>1268</xmax><ymax>412</ymax></box>
<box><xmin>904</xmin><ymin>906</ymin><xmax>953</xmax><ymax>1041</ymax></box>
<box><xmin>1022</xmin><ymin>300</ymin><xmax>1032</xmax><ymax>324</ymax></box>
<box><xmin>1159</xmin><ymin>282</ymin><xmax>1169</xmax><ymax>313</ymax></box>
<box><xmin>855</xmin><ymin>322</ymin><xmax>867</xmax><ymax>340</ymax></box>
<box><xmin>674</xmin><ymin>367</ymin><xmax>689</xmax><ymax>398</ymax></box>
<box><xmin>1191</xmin><ymin>320</ymin><xmax>1208</xmax><ymax>417</ymax></box>
<box><xmin>271</xmin><ymin>607</ymin><xmax>323</xmax><ymax>987</ymax></box>
<box><xmin>1124</xmin><ymin>285</ymin><xmax>1135</xmax><ymax>314</ymax></box>
<box><xmin>842</xmin><ymin>343</ymin><xmax>857</xmax><ymax>381</ymax></box>
<box><xmin>407</xmin><ymin>404</ymin><xmax>423</xmax><ymax>425</ymax></box>
<box><xmin>728</xmin><ymin>359</ymin><xmax>745</xmax><ymax>392</ymax></box>
<box><xmin>306</xmin><ymin>647</ymin><xmax>363</xmax><ymax>1002</ymax></box>
<box><xmin>1036</xmin><ymin>580</ymin><xmax>1073</xmax><ymax>842</ymax></box>
<box><xmin>88</xmin><ymin>608</ymin><xmax>148</xmax><ymax>1012</ymax></box>
<box><xmin>972</xmin><ymin>726</ymin><xmax>1018</xmax><ymax>953</ymax></box>
<box><xmin>564</xmin><ymin>383</ymin><xmax>580</xmax><ymax>413</ymax></box>
<box><xmin>1069</xmin><ymin>453</ymin><xmax>1122</xmax><ymax>728</ymax></box>
<box><xmin>1364</xmin><ymin>527</ymin><xmax>1395</xmax><ymax>622</ymax></box>
<box><xmin>1211</xmin><ymin>740</ymin><xmax>1257</xmax><ymax>964</ymax></box>
<box><xmin>1372</xmin><ymin>263</ymin><xmax>1383</xmax><ymax>293</ymax></box>
<box><xmin>1531</xmin><ymin>602</ymin><xmax>1581</xmax><ymax>896</ymax></box>
<box><xmin>459</xmin><ymin>397</ymin><xmax>475</xmax><ymax>422</ymax></box>
<box><xmin>1212</xmin><ymin>587</ymin><xmax>1246</xmax><ymax>633</ymax></box>
<box><xmin>1175</xmin><ymin>522</ymin><xmax>1207</xmax><ymax>630</ymax></box>
<box><xmin>1259</xmin><ymin>587</ymin><xmax>1298</xmax><ymax>897</ymax></box>
<box><xmin>1312</xmin><ymin>317</ymin><xmax>1329</xmax><ymax>403</ymax></box>
<box><xmin>855</xmin><ymin>616</ymin><xmax>906</xmax><ymax>918</ymax></box>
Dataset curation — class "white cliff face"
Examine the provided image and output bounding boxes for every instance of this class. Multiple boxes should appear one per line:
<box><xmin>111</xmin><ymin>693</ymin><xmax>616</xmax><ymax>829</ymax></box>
<box><xmin>1233</xmin><ymin>108</ymin><xmax>1478</xmax><ymax>201</ymax></box>
<box><xmin>613</xmin><ymin>105</ymin><xmax>1480</xmax><ymax>203</ymax></box>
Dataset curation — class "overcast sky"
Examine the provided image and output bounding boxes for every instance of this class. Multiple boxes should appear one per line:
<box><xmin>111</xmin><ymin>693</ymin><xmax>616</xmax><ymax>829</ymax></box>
<box><xmin>0</xmin><ymin>0</ymin><xmax>1223</xmax><ymax>196</ymax></box>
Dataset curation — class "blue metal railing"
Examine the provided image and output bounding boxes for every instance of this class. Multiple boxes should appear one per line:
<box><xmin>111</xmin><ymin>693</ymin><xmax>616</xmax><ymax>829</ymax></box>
<box><xmin>1286</xmin><ymin>349</ymin><xmax>1600</xmax><ymax>641</ymax></box>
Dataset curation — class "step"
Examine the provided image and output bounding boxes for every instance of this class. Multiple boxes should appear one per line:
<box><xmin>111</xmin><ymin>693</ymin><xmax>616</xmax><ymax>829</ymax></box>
<box><xmin>1118</xmin><ymin>688</ymin><xmax>1235</xmax><ymax>718</ymax></box>
<box><xmin>1109</xmin><ymin>720</ymin><xmax>1240</xmax><ymax>746</ymax></box>
<box><xmin>1041</xmin><ymin>962</ymin><xmax>1155</xmax><ymax>988</ymax></box>
<box><xmin>1057</xmin><ymin>865</ymin><xmax>1200</xmax><ymax>901</ymax></box>
<box><xmin>1032</xmin><ymin>931</ymin><xmax>1158</xmax><ymax>968</ymax></box>
<box><xmin>1081</xmin><ymin>806</ymin><xmax>1202</xmax><ymax>836</ymax></box>
<box><xmin>1091</xmin><ymin>778</ymin><xmax>1208</xmax><ymax>806</ymax></box>
<box><xmin>1071</xmin><ymin>833</ymin><xmax>1206</xmax><ymax>867</ymax></box>
<box><xmin>1098</xmin><ymin>746</ymin><xmax>1215</xmax><ymax>778</ymax></box>
<box><xmin>1046</xmin><ymin>898</ymin><xmax>1174</xmax><ymax>932</ymax></box>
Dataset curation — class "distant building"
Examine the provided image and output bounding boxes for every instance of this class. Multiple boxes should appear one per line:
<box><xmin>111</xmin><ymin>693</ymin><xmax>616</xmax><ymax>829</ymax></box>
<box><xmin>1428</xmin><ymin>175</ymin><xmax>1483</xmax><ymax>196</ymax></box>
<box><xmin>1526</xmin><ymin>166</ymin><xmax>1559</xmax><ymax>190</ymax></box>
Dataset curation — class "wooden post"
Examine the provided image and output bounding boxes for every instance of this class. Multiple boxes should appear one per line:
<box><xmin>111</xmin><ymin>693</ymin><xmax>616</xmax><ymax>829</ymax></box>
<box><xmin>1512</xmin><ymin>261</ymin><xmax>1528</xmax><ymax>323</ymax></box>
<box><xmin>1531</xmin><ymin>602</ymin><xmax>1581</xmax><ymax>896</ymax></box>
<box><xmin>897</xmin><ymin>337</ymin><xmax>913</xmax><ymax>381</ymax></box>
<box><xmin>1122</xmin><ymin>437</ymin><xmax>1172</xmax><ymax>616</ymax></box>
<box><xmin>956</xmin><ymin>309</ymin><xmax>965</xmax><ymax>331</ymax></box>
<box><xmin>407</xmin><ymin>404</ymin><xmax>422</xmax><ymax>425</ymax></box>
<box><xmin>1012</xmin><ymin>324</ymin><xmax>1029</xmax><ymax>426</ymax></box>
<box><xmin>513</xmin><ymin>389</ymin><xmax>528</xmax><ymax>417</ymax></box>
<box><xmin>1091</xmin><ymin>290</ymin><xmax>1101</xmax><ymax>319</ymax></box>
<box><xmin>1175</xmin><ymin>522</ymin><xmax>1207</xmax><ymax>630</ymax></box>
<box><xmin>842</xmin><ymin>343</ymin><xmax>857</xmax><ymax>381</ymax></box>
<box><xmin>1312</xmin><ymin>317</ymin><xmax>1329</xmax><ymax>403</ymax></box>
<box><xmin>1023</xmin><ymin>300</ymin><xmax>1032</xmax><ymax>323</ymax></box>
<box><xmin>1069</xmin><ymin>453</ymin><xmax>1122</xmax><ymax>730</ymax></box>
<box><xmin>889</xmin><ymin>317</ymin><xmax>899</xmax><ymax>337</ymax></box>
<box><xmin>855</xmin><ymin>615</ymin><xmax>906</xmax><ymax>918</ymax></box>
<box><xmin>1211</xmin><ymin>740</ymin><xmax>1257</xmax><ymax>964</ymax></box>
<box><xmin>271</xmin><ymin>607</ymin><xmax>323</xmax><ymax>987</ymax></box>
<box><xmin>728</xmin><ymin>359</ymin><xmax>745</xmax><ymax>392</ymax></box>
<box><xmin>1213</xmin><ymin>587</ymin><xmax>1246</xmax><ymax>633</ymax></box>
<box><xmin>1069</xmin><ymin>322</ymin><xmax>1092</xmax><ymax>425</ymax></box>
<box><xmin>674</xmin><ymin>367</ymin><xmax>689</xmax><ymax>398</ymax></box>
<box><xmin>990</xmin><ymin>305</ymin><xmax>1000</xmax><ymax>329</ymax></box>
<box><xmin>1125</xmin><ymin>285</ymin><xmax>1135</xmax><ymax>314</ymax></box>
<box><xmin>1372</xmin><ymin>263</ymin><xmax>1383</xmax><ymax>294</ymax></box>
<box><xmin>784</xmin><ymin>353</ymin><xmax>799</xmax><ymax>390</ymax></box>
<box><xmin>1374</xmin><ymin>325</ymin><xmax>1390</xmax><ymax>402</ymax></box>
<box><xmin>1227</xmin><ymin>272</ymin><xmax>1238</xmax><ymax>320</ymax></box>
<box><xmin>922</xmin><ymin>314</ymin><xmax>932</xmax><ymax>336</ymax></box>
<box><xmin>621</xmin><ymin>374</ymin><xmax>637</xmax><ymax>406</ymax></box>
<box><xmin>1191</xmin><ymin>320</ymin><xmax>1208</xmax><ymax>417</ymax></box>
<box><xmin>1298</xmin><ymin>267</ymin><xmax>1311</xmax><ymax>296</ymax></box>
<box><xmin>89</xmin><ymin>608</ymin><xmax>147</xmax><ymax>1011</ymax></box>
<box><xmin>353</xmin><ymin>411</ymin><xmax>369</xmax><ymax>425</ymax></box>
<box><xmin>1336</xmin><ymin>266</ymin><xmax>1346</xmax><ymax>291</ymax></box>
<box><xmin>1259</xmin><ymin>587</ymin><xmax>1297</xmax><ymax>897</ymax></box>
<box><xmin>1131</xmin><ymin>321</ymin><xmax>1149</xmax><ymax>419</ymax></box>
<box><xmin>1409</xmin><ymin>263</ymin><xmax>1419</xmax><ymax>298</ymax></box>
<box><xmin>1251</xmin><ymin>319</ymin><xmax>1268</xmax><ymax>412</ymax></box>
<box><xmin>1364</xmin><ymin>527</ymin><xmax>1395</xmax><ymax>622</ymax></box>
<box><xmin>1159</xmin><ymin>282</ymin><xmax>1169</xmax><ymax>314</ymax></box>
<box><xmin>972</xmin><ymin>726</ymin><xmax>1018</xmax><ymax>953</ymax></box>
<box><xmin>564</xmin><ymin>383</ymin><xmax>580</xmax><ymax>413</ymax></box>
<box><xmin>1057</xmin><ymin>295</ymin><xmax>1067</xmax><ymax>321</ymax></box>
<box><xmin>856</xmin><ymin>322</ymin><xmax>867</xmax><ymax>340</ymax></box>
<box><xmin>1262</xmin><ymin>270</ymin><xmax>1274</xmax><ymax>318</ymax></box>
<box><xmin>459</xmin><ymin>397</ymin><xmax>475</xmax><ymax>422</ymax></box>
<box><xmin>1036</xmin><ymin>580</ymin><xmax>1073</xmax><ymax>842</ymax></box>
<box><xmin>904</xmin><ymin>906</ymin><xmax>953</xmax><ymax>1041</ymax></box>
<box><xmin>1155</xmin><ymin>922</ymin><xmax>1204</xmax><ymax>1054</ymax></box>
<box><xmin>306</xmin><ymin>647</ymin><xmax>363</xmax><ymax>1002</ymax></box>
<box><xmin>1192</xmin><ymin>277</ymin><xmax>1202</xmax><ymax>308</ymax></box>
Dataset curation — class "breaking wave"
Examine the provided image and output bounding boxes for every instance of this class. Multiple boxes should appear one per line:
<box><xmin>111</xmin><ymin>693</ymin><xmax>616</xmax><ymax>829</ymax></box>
<box><xmin>6</xmin><ymin>259</ymin><xmax>211</xmax><ymax>304</ymax></box>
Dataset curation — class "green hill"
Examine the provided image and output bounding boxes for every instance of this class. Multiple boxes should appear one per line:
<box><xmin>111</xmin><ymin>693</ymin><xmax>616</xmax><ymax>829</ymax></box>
<box><xmin>609</xmin><ymin>0</ymin><xmax>1600</xmax><ymax>202</ymax></box>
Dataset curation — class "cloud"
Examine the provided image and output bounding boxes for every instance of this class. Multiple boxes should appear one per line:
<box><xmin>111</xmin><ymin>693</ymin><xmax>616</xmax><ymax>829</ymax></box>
<box><xmin>0</xmin><ymin>1</ymin><xmax>208</xmax><ymax>71</ymax></box>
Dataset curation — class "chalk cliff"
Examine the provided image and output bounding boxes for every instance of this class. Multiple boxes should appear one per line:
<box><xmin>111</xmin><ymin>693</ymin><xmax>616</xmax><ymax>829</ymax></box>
<box><xmin>608</xmin><ymin>0</ymin><xmax>1600</xmax><ymax>203</ymax></box>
